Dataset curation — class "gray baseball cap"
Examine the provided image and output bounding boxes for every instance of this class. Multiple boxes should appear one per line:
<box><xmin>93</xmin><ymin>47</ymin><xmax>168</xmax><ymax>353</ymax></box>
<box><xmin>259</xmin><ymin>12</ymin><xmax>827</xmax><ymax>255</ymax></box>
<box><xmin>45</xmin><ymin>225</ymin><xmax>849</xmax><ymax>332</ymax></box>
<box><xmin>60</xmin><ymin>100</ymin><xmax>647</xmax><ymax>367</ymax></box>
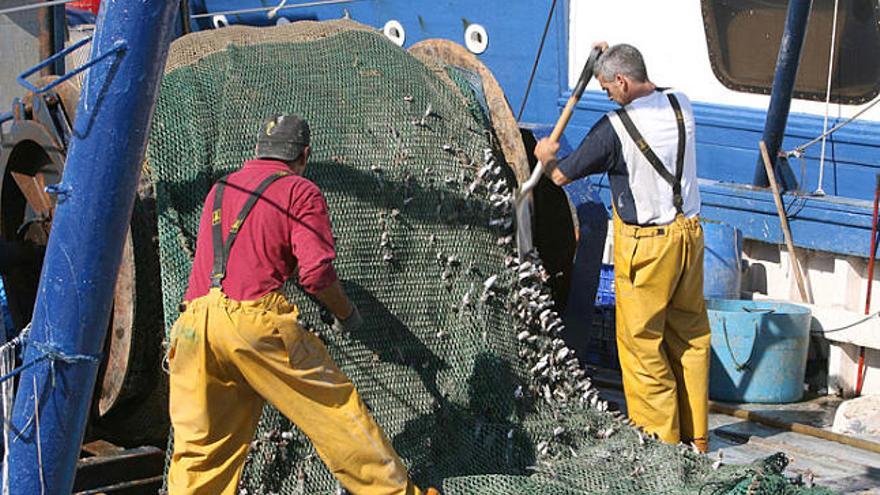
<box><xmin>255</xmin><ymin>114</ymin><xmax>310</xmax><ymax>162</ymax></box>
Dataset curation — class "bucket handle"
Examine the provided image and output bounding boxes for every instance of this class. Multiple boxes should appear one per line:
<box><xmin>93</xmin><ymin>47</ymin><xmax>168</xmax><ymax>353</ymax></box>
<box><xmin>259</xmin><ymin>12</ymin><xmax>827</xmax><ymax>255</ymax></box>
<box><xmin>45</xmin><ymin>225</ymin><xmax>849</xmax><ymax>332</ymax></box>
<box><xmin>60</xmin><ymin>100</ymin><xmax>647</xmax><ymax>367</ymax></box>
<box><xmin>743</xmin><ymin>307</ymin><xmax>775</xmax><ymax>314</ymax></box>
<box><xmin>721</xmin><ymin>319</ymin><xmax>758</xmax><ymax>372</ymax></box>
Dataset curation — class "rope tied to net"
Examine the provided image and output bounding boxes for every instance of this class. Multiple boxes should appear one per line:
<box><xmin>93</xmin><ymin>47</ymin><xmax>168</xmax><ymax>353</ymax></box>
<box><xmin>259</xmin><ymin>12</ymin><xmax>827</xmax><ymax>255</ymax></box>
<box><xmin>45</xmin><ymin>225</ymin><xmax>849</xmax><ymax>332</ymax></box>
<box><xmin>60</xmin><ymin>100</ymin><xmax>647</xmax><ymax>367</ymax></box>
<box><xmin>699</xmin><ymin>453</ymin><xmax>791</xmax><ymax>495</ymax></box>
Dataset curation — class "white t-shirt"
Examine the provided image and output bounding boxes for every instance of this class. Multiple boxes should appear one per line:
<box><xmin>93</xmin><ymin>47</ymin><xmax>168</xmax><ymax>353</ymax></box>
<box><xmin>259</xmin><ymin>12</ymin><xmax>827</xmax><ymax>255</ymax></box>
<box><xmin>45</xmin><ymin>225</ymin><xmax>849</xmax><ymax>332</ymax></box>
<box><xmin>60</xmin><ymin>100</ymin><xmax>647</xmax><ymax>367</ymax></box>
<box><xmin>557</xmin><ymin>88</ymin><xmax>701</xmax><ymax>226</ymax></box>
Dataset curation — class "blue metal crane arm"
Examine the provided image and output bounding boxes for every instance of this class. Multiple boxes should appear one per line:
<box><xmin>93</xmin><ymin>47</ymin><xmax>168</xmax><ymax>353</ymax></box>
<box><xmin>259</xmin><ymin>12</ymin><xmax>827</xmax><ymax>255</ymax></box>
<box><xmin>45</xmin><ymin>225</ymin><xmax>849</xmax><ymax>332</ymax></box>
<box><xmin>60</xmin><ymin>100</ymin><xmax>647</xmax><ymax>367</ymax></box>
<box><xmin>4</xmin><ymin>1</ymin><xmax>180</xmax><ymax>493</ymax></box>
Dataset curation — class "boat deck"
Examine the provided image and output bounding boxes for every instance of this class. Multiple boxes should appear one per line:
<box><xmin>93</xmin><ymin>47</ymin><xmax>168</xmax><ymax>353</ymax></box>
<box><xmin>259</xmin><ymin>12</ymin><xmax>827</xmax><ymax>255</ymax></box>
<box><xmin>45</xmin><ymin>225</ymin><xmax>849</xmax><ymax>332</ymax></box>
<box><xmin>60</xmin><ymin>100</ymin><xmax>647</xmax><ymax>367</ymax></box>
<box><xmin>594</xmin><ymin>370</ymin><xmax>880</xmax><ymax>494</ymax></box>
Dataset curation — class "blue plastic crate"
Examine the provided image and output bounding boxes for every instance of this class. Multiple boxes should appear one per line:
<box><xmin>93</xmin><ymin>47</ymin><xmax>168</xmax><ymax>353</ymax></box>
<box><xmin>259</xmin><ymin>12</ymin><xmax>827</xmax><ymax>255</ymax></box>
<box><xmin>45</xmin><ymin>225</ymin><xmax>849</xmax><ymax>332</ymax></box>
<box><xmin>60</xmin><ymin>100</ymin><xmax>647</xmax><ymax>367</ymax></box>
<box><xmin>594</xmin><ymin>264</ymin><xmax>615</xmax><ymax>307</ymax></box>
<box><xmin>579</xmin><ymin>305</ymin><xmax>619</xmax><ymax>370</ymax></box>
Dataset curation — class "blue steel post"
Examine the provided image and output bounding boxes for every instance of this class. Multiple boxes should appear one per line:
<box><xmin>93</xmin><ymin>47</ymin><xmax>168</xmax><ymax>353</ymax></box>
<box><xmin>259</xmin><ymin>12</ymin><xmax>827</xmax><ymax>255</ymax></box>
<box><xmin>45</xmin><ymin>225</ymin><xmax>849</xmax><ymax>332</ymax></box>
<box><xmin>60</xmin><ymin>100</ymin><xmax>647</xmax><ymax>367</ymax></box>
<box><xmin>52</xmin><ymin>3</ymin><xmax>66</xmax><ymax>75</ymax></box>
<box><xmin>753</xmin><ymin>0</ymin><xmax>813</xmax><ymax>187</ymax></box>
<box><xmin>5</xmin><ymin>0</ymin><xmax>179</xmax><ymax>493</ymax></box>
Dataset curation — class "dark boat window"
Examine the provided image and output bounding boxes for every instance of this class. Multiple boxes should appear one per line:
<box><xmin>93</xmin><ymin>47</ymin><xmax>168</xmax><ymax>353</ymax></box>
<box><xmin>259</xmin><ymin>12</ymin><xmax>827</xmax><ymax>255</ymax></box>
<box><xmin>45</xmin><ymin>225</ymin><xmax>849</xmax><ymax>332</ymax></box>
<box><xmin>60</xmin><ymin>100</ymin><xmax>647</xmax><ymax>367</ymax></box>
<box><xmin>701</xmin><ymin>0</ymin><xmax>880</xmax><ymax>105</ymax></box>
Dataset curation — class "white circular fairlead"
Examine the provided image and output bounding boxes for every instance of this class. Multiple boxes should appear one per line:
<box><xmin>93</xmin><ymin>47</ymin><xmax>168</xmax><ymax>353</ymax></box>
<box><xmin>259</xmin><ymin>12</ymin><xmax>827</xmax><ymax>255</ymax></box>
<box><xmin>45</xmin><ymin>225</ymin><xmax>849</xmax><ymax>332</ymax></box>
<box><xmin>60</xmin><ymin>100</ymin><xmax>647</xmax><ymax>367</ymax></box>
<box><xmin>464</xmin><ymin>23</ymin><xmax>488</xmax><ymax>54</ymax></box>
<box><xmin>211</xmin><ymin>15</ymin><xmax>229</xmax><ymax>29</ymax></box>
<box><xmin>383</xmin><ymin>20</ymin><xmax>405</xmax><ymax>47</ymax></box>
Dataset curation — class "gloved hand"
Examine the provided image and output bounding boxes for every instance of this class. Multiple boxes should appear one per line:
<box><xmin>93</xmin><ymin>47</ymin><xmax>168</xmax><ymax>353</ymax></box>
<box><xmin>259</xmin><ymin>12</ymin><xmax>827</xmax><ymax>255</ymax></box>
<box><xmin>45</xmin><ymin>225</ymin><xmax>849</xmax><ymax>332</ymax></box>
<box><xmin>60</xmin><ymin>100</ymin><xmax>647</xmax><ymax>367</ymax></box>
<box><xmin>332</xmin><ymin>305</ymin><xmax>363</xmax><ymax>333</ymax></box>
<box><xmin>319</xmin><ymin>306</ymin><xmax>334</xmax><ymax>326</ymax></box>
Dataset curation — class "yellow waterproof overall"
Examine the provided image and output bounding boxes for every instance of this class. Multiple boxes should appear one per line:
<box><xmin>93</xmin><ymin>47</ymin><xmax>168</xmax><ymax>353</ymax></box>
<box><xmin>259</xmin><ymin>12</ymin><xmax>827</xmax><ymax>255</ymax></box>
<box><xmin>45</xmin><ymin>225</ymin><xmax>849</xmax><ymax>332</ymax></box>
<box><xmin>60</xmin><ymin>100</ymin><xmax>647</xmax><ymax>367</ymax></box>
<box><xmin>612</xmin><ymin>94</ymin><xmax>711</xmax><ymax>451</ymax></box>
<box><xmin>167</xmin><ymin>173</ymin><xmax>422</xmax><ymax>494</ymax></box>
<box><xmin>613</xmin><ymin>213</ymin><xmax>711</xmax><ymax>451</ymax></box>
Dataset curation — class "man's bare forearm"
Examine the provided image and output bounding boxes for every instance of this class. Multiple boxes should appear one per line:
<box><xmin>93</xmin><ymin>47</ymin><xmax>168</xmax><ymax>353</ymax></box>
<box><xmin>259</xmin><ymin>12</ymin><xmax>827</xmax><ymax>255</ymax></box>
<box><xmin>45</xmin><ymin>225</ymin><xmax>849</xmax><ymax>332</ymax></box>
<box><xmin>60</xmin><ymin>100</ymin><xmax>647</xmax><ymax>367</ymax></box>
<box><xmin>543</xmin><ymin>160</ymin><xmax>572</xmax><ymax>186</ymax></box>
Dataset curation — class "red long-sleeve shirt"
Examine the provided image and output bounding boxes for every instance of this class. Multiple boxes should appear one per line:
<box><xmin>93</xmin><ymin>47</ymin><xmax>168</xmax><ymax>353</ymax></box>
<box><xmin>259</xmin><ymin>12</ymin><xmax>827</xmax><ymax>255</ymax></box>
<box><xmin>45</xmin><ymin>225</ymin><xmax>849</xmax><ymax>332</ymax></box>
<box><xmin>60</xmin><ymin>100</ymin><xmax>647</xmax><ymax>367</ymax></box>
<box><xmin>184</xmin><ymin>159</ymin><xmax>338</xmax><ymax>302</ymax></box>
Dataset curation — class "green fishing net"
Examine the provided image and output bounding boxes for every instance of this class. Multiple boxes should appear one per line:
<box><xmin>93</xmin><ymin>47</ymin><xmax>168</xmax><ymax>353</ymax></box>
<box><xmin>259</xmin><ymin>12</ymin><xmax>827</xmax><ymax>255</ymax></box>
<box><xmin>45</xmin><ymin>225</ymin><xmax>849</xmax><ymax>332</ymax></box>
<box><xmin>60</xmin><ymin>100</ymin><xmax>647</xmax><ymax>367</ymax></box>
<box><xmin>145</xmin><ymin>19</ymin><xmax>832</xmax><ymax>495</ymax></box>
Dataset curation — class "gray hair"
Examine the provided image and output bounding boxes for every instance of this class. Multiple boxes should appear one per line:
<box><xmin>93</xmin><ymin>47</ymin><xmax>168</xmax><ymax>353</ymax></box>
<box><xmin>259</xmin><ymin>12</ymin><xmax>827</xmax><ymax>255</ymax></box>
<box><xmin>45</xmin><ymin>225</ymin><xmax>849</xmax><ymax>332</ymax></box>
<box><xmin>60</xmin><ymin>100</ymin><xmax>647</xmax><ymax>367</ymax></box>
<box><xmin>594</xmin><ymin>44</ymin><xmax>649</xmax><ymax>83</ymax></box>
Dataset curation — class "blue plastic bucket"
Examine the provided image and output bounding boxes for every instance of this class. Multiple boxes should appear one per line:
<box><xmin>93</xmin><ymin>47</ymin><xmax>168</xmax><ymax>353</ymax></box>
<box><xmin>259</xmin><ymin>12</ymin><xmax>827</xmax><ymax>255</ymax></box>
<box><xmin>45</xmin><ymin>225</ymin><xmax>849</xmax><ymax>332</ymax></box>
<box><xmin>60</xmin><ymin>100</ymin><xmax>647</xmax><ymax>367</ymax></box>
<box><xmin>707</xmin><ymin>299</ymin><xmax>811</xmax><ymax>403</ymax></box>
<box><xmin>702</xmin><ymin>221</ymin><xmax>742</xmax><ymax>299</ymax></box>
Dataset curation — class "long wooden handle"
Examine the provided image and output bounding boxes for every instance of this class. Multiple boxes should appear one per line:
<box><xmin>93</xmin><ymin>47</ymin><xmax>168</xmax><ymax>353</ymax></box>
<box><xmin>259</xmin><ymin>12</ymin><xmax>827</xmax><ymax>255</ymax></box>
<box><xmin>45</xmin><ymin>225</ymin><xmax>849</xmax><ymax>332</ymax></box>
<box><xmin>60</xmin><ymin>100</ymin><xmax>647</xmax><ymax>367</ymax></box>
<box><xmin>549</xmin><ymin>97</ymin><xmax>577</xmax><ymax>143</ymax></box>
<box><xmin>760</xmin><ymin>140</ymin><xmax>810</xmax><ymax>303</ymax></box>
<box><xmin>548</xmin><ymin>46</ymin><xmax>601</xmax><ymax>144</ymax></box>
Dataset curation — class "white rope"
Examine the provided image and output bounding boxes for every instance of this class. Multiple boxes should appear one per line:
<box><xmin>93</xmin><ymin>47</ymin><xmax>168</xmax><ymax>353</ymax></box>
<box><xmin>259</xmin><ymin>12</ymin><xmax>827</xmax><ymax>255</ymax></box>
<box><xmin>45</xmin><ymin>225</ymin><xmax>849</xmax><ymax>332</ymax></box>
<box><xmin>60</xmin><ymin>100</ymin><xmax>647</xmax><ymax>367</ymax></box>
<box><xmin>268</xmin><ymin>0</ymin><xmax>290</xmax><ymax>19</ymax></box>
<box><xmin>812</xmin><ymin>310</ymin><xmax>880</xmax><ymax>334</ymax></box>
<box><xmin>33</xmin><ymin>376</ymin><xmax>45</xmax><ymax>495</ymax></box>
<box><xmin>1</xmin><ymin>338</ymin><xmax>15</xmax><ymax>495</ymax></box>
<box><xmin>0</xmin><ymin>322</ymin><xmax>30</xmax><ymax>355</ymax></box>
<box><xmin>190</xmin><ymin>0</ymin><xmax>354</xmax><ymax>19</ymax></box>
<box><xmin>0</xmin><ymin>322</ymin><xmax>31</xmax><ymax>495</ymax></box>
<box><xmin>0</xmin><ymin>0</ymin><xmax>77</xmax><ymax>17</ymax></box>
<box><xmin>815</xmin><ymin>0</ymin><xmax>840</xmax><ymax>196</ymax></box>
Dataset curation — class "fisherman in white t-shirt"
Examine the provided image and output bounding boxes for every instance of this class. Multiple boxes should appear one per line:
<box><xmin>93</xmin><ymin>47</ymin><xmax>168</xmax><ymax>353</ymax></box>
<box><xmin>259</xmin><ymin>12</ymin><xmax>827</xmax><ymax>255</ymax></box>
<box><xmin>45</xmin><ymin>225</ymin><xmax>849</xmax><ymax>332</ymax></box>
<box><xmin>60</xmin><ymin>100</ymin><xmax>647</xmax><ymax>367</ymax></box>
<box><xmin>534</xmin><ymin>42</ymin><xmax>711</xmax><ymax>452</ymax></box>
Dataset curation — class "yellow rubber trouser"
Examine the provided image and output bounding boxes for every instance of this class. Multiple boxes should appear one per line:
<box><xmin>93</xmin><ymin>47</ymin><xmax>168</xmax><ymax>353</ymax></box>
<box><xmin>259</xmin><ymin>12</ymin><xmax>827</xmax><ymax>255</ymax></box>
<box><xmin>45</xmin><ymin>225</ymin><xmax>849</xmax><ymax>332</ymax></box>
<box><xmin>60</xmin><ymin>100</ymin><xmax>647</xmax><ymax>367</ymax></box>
<box><xmin>612</xmin><ymin>214</ymin><xmax>711</xmax><ymax>451</ymax></box>
<box><xmin>167</xmin><ymin>287</ymin><xmax>422</xmax><ymax>495</ymax></box>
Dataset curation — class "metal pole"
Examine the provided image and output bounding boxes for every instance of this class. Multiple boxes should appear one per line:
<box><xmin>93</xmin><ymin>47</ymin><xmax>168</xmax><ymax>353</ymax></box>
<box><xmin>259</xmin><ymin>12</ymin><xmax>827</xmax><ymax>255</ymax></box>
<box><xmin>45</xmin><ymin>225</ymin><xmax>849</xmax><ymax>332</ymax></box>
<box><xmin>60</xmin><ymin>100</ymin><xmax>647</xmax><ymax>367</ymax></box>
<box><xmin>753</xmin><ymin>0</ymin><xmax>812</xmax><ymax>187</ymax></box>
<box><xmin>37</xmin><ymin>2</ymin><xmax>54</xmax><ymax>76</ymax></box>
<box><xmin>180</xmin><ymin>0</ymin><xmax>193</xmax><ymax>35</ymax></box>
<box><xmin>5</xmin><ymin>0</ymin><xmax>179</xmax><ymax>493</ymax></box>
<box><xmin>51</xmin><ymin>2</ymin><xmax>66</xmax><ymax>75</ymax></box>
<box><xmin>37</xmin><ymin>0</ymin><xmax>68</xmax><ymax>76</ymax></box>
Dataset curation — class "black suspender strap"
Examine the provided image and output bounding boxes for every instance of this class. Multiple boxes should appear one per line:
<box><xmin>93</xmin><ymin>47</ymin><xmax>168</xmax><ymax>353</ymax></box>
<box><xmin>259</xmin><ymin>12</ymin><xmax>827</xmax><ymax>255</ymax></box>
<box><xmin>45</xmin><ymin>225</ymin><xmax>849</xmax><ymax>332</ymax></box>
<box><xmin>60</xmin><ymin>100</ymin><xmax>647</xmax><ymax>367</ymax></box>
<box><xmin>667</xmin><ymin>93</ymin><xmax>686</xmax><ymax>211</ymax></box>
<box><xmin>210</xmin><ymin>176</ymin><xmax>229</xmax><ymax>288</ymax></box>
<box><xmin>209</xmin><ymin>171</ymin><xmax>291</xmax><ymax>288</ymax></box>
<box><xmin>614</xmin><ymin>93</ymin><xmax>686</xmax><ymax>214</ymax></box>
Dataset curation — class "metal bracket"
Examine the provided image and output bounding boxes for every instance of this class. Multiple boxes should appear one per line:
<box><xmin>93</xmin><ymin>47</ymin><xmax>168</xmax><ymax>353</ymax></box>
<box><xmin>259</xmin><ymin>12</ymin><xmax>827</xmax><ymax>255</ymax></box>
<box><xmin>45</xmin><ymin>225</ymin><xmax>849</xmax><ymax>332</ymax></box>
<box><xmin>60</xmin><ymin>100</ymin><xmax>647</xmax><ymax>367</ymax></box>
<box><xmin>17</xmin><ymin>36</ymin><xmax>128</xmax><ymax>94</ymax></box>
<box><xmin>45</xmin><ymin>183</ymin><xmax>72</xmax><ymax>203</ymax></box>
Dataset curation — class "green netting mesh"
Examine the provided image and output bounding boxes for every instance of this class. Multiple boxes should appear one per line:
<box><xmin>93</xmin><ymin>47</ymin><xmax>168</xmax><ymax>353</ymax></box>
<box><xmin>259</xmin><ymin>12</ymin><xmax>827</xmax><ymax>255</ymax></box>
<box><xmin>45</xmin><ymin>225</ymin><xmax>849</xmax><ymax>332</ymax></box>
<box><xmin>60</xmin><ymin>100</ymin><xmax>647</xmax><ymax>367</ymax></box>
<box><xmin>146</xmin><ymin>20</ymin><xmax>832</xmax><ymax>495</ymax></box>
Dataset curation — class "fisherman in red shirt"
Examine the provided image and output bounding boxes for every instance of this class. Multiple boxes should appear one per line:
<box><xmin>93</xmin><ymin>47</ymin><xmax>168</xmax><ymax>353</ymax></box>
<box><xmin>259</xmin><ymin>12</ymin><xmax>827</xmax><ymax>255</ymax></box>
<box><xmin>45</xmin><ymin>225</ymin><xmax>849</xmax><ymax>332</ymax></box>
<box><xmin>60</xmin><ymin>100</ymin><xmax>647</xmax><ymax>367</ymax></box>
<box><xmin>166</xmin><ymin>114</ymin><xmax>437</xmax><ymax>495</ymax></box>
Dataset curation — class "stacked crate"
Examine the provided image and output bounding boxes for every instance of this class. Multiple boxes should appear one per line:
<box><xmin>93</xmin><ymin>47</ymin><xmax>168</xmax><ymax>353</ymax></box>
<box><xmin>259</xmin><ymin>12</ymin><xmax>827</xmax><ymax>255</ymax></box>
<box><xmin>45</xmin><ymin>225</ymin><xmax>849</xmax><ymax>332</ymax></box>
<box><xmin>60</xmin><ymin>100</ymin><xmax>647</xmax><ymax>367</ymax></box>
<box><xmin>585</xmin><ymin>264</ymin><xmax>618</xmax><ymax>370</ymax></box>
